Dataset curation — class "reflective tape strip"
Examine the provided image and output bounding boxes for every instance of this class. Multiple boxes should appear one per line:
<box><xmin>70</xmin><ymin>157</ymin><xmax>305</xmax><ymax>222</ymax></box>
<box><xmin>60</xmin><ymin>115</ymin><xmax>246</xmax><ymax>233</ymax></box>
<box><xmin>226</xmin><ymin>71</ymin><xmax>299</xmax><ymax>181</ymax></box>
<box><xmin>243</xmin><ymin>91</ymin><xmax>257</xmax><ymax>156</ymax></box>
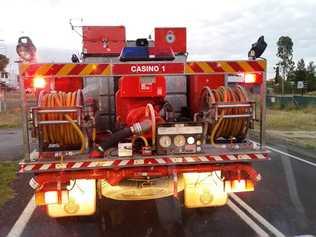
<box><xmin>39</xmin><ymin>164</ymin><xmax>51</xmax><ymax>170</ymax></box>
<box><xmin>56</xmin><ymin>64</ymin><xmax>76</xmax><ymax>76</ymax></box>
<box><xmin>213</xmin><ymin>155</ymin><xmax>223</xmax><ymax>161</ymax></box>
<box><xmin>87</xmin><ymin>161</ymin><xmax>99</xmax><ymax>168</ymax></box>
<box><xmin>185</xmin><ymin>60</ymin><xmax>265</xmax><ymax>74</ymax></box>
<box><xmin>184</xmin><ymin>157</ymin><xmax>196</xmax><ymax>162</ymax></box>
<box><xmin>20</xmin><ymin>60</ymin><xmax>265</xmax><ymax>78</ymax></box>
<box><xmin>156</xmin><ymin>158</ymin><xmax>166</xmax><ymax>164</ymax></box>
<box><xmin>18</xmin><ymin>152</ymin><xmax>269</xmax><ymax>173</ymax></box>
<box><xmin>198</xmin><ymin>156</ymin><xmax>209</xmax><ymax>162</ymax></box>
<box><xmin>119</xmin><ymin>159</ymin><xmax>130</xmax><ymax>166</ymax></box>
<box><xmin>255</xmin><ymin>153</ymin><xmax>266</xmax><ymax>159</ymax></box>
<box><xmin>227</xmin><ymin>155</ymin><xmax>237</xmax><ymax>160</ymax></box>
<box><xmin>170</xmin><ymin>158</ymin><xmax>184</xmax><ymax>163</ymax></box>
<box><xmin>134</xmin><ymin>159</ymin><xmax>145</xmax><ymax>165</ymax></box>
<box><xmin>100</xmin><ymin>160</ymin><xmax>114</xmax><ymax>167</ymax></box>
<box><xmin>238</xmin><ymin>154</ymin><xmax>252</xmax><ymax>160</ymax></box>
<box><xmin>21</xmin><ymin>63</ymin><xmax>112</xmax><ymax>77</ymax></box>
<box><xmin>72</xmin><ymin>162</ymin><xmax>84</xmax><ymax>168</ymax></box>
<box><xmin>24</xmin><ymin>165</ymin><xmax>35</xmax><ymax>171</ymax></box>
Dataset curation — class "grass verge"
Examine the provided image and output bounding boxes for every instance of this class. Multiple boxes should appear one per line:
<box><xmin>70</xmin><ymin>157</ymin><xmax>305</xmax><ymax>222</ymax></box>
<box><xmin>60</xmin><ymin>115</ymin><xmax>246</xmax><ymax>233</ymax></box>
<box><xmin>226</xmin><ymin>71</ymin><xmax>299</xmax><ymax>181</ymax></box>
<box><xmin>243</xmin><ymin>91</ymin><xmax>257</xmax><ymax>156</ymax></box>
<box><xmin>0</xmin><ymin>109</ymin><xmax>21</xmax><ymax>128</ymax></box>
<box><xmin>0</xmin><ymin>161</ymin><xmax>17</xmax><ymax>208</ymax></box>
<box><xmin>258</xmin><ymin>107</ymin><xmax>316</xmax><ymax>150</ymax></box>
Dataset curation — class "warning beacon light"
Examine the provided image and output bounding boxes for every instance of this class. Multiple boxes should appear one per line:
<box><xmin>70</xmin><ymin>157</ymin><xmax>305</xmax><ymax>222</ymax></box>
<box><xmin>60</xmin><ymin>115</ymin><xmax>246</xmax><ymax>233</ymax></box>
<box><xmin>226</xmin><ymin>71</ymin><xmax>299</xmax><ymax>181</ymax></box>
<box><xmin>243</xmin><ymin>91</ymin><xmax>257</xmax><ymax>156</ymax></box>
<box><xmin>120</xmin><ymin>38</ymin><xmax>175</xmax><ymax>61</ymax></box>
<box><xmin>16</xmin><ymin>36</ymin><xmax>37</xmax><ymax>62</ymax></box>
<box><xmin>33</xmin><ymin>76</ymin><xmax>46</xmax><ymax>89</ymax></box>
<box><xmin>248</xmin><ymin>36</ymin><xmax>267</xmax><ymax>59</ymax></box>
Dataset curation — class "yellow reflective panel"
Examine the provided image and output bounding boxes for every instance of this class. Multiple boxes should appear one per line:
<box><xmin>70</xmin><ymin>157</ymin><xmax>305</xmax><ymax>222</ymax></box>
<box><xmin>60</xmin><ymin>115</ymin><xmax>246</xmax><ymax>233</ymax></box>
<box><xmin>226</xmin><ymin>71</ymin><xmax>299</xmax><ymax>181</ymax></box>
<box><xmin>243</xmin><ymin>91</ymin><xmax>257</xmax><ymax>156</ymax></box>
<box><xmin>47</xmin><ymin>179</ymin><xmax>96</xmax><ymax>218</ymax></box>
<box><xmin>183</xmin><ymin>172</ymin><xmax>227</xmax><ymax>208</ymax></box>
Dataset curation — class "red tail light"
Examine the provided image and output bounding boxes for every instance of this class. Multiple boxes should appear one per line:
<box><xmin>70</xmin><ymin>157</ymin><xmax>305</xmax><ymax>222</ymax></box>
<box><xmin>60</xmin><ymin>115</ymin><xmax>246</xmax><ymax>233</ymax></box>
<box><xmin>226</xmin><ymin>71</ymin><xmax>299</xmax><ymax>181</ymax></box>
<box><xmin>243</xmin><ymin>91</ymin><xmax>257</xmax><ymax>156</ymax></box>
<box><xmin>244</xmin><ymin>73</ymin><xmax>256</xmax><ymax>83</ymax></box>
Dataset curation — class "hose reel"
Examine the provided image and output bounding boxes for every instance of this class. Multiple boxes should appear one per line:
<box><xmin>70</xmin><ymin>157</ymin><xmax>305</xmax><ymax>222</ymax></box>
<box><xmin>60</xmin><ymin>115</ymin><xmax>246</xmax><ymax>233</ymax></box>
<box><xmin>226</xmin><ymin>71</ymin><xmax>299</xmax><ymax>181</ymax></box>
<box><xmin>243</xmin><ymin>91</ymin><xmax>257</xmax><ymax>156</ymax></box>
<box><xmin>199</xmin><ymin>86</ymin><xmax>255</xmax><ymax>144</ymax></box>
<box><xmin>32</xmin><ymin>90</ymin><xmax>88</xmax><ymax>152</ymax></box>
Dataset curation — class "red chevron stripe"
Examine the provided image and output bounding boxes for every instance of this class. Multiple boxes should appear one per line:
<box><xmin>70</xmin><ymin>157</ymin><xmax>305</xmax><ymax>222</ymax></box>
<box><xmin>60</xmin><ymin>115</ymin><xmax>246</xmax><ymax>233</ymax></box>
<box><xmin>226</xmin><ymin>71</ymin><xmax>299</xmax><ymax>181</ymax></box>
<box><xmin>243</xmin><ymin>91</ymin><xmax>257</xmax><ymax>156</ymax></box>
<box><xmin>206</xmin><ymin>62</ymin><xmax>224</xmax><ymax>72</ymax></box>
<box><xmin>23</xmin><ymin>64</ymin><xmax>41</xmax><ymax>77</ymax></box>
<box><xmin>45</xmin><ymin>64</ymin><xmax>64</xmax><ymax>76</ymax></box>
<box><xmin>190</xmin><ymin>62</ymin><xmax>204</xmax><ymax>73</ymax></box>
<box><xmin>93</xmin><ymin>64</ymin><xmax>109</xmax><ymax>75</ymax></box>
<box><xmin>247</xmin><ymin>61</ymin><xmax>264</xmax><ymax>71</ymax></box>
<box><xmin>228</xmin><ymin>62</ymin><xmax>245</xmax><ymax>72</ymax></box>
<box><xmin>69</xmin><ymin>64</ymin><xmax>86</xmax><ymax>75</ymax></box>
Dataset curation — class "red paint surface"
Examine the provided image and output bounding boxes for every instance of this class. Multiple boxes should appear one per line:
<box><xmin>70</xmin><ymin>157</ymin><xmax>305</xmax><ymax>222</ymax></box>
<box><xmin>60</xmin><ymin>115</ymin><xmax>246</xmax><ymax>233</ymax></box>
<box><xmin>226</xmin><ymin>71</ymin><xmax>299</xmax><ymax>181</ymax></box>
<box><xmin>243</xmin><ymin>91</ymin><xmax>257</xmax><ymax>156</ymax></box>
<box><xmin>155</xmin><ymin>28</ymin><xmax>187</xmax><ymax>54</ymax></box>
<box><xmin>188</xmin><ymin>74</ymin><xmax>225</xmax><ymax>114</ymax></box>
<box><xmin>82</xmin><ymin>26</ymin><xmax>125</xmax><ymax>55</ymax></box>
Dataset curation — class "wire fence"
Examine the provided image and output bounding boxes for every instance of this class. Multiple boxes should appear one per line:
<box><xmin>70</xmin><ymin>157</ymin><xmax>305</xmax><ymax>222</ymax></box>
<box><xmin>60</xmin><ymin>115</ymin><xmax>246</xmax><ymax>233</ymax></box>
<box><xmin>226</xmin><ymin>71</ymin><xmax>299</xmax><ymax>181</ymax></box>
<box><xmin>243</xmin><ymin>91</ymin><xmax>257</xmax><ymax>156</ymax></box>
<box><xmin>267</xmin><ymin>95</ymin><xmax>316</xmax><ymax>108</ymax></box>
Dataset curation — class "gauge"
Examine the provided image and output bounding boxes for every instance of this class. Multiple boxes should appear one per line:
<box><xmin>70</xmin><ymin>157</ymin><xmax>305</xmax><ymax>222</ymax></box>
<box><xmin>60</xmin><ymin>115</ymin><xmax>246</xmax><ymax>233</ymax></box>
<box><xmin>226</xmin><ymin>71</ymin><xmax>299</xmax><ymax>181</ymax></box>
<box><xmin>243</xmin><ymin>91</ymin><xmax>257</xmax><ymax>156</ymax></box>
<box><xmin>174</xmin><ymin>135</ymin><xmax>186</xmax><ymax>147</ymax></box>
<box><xmin>187</xmin><ymin>136</ymin><xmax>195</xmax><ymax>145</ymax></box>
<box><xmin>159</xmin><ymin>136</ymin><xmax>172</xmax><ymax>148</ymax></box>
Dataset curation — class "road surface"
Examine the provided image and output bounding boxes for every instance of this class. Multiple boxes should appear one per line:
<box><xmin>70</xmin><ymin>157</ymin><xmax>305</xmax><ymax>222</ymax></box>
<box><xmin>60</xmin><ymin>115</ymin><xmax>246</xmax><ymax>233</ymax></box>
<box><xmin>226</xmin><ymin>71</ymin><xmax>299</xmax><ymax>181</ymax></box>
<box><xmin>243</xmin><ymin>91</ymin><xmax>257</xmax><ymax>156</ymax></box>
<box><xmin>1</xmin><ymin>129</ymin><xmax>316</xmax><ymax>237</ymax></box>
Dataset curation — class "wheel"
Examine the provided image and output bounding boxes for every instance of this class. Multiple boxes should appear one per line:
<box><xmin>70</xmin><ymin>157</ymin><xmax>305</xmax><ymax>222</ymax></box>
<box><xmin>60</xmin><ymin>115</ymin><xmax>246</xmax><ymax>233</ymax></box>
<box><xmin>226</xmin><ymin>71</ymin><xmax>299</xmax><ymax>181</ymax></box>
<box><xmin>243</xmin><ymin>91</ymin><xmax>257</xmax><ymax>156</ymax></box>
<box><xmin>96</xmin><ymin>196</ymin><xmax>112</xmax><ymax>235</ymax></box>
<box><xmin>155</xmin><ymin>195</ymin><xmax>185</xmax><ymax>237</ymax></box>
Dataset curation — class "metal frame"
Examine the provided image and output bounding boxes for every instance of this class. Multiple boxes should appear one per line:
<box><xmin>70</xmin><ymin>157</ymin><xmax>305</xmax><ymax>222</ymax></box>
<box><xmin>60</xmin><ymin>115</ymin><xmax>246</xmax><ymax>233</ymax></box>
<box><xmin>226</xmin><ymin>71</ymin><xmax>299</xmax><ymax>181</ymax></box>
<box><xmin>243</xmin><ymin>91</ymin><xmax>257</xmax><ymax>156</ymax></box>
<box><xmin>212</xmin><ymin>102</ymin><xmax>256</xmax><ymax>121</ymax></box>
<box><xmin>19</xmin><ymin>59</ymin><xmax>267</xmax><ymax>163</ymax></box>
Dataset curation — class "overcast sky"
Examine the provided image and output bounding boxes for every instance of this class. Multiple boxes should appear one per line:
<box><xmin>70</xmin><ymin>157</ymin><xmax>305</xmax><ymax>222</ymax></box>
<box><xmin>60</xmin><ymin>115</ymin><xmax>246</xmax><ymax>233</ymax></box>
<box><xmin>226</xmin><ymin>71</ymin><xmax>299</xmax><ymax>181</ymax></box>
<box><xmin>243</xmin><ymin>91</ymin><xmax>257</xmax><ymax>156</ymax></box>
<box><xmin>0</xmin><ymin>0</ymin><xmax>315</xmax><ymax>77</ymax></box>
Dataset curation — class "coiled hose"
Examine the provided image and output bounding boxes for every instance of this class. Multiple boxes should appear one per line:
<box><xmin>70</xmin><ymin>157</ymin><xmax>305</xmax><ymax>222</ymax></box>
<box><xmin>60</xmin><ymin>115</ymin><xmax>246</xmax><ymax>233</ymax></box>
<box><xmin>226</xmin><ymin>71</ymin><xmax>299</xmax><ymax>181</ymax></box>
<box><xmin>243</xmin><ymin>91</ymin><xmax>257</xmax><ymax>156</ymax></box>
<box><xmin>38</xmin><ymin>90</ymin><xmax>87</xmax><ymax>153</ymax></box>
<box><xmin>200</xmin><ymin>86</ymin><xmax>250</xmax><ymax>144</ymax></box>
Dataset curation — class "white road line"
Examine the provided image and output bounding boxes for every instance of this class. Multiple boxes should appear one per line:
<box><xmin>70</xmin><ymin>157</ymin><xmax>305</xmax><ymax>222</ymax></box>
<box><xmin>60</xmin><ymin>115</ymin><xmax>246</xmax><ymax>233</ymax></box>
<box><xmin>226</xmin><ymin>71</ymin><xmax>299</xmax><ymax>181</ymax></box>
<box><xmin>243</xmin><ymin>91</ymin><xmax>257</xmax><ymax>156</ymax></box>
<box><xmin>250</xmin><ymin>140</ymin><xmax>316</xmax><ymax>167</ymax></box>
<box><xmin>227</xmin><ymin>200</ymin><xmax>269</xmax><ymax>237</ymax></box>
<box><xmin>7</xmin><ymin>195</ymin><xmax>36</xmax><ymax>237</ymax></box>
<box><xmin>229</xmin><ymin>193</ymin><xmax>286</xmax><ymax>237</ymax></box>
<box><xmin>267</xmin><ymin>145</ymin><xmax>316</xmax><ymax>168</ymax></box>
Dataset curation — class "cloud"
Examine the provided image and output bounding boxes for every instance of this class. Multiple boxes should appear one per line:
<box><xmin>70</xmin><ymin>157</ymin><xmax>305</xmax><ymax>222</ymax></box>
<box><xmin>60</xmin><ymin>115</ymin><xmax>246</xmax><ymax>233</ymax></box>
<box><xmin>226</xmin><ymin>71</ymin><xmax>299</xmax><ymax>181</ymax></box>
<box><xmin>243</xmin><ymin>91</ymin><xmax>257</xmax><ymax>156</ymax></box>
<box><xmin>1</xmin><ymin>0</ymin><xmax>315</xmax><ymax>78</ymax></box>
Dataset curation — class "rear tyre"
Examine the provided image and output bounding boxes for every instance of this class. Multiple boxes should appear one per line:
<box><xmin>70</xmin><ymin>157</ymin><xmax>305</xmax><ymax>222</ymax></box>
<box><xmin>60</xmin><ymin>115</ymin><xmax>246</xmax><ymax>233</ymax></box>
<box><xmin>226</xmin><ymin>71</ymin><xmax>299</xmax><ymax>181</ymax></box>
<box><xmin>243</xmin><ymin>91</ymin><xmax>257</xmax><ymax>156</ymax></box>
<box><xmin>96</xmin><ymin>196</ymin><xmax>112</xmax><ymax>235</ymax></box>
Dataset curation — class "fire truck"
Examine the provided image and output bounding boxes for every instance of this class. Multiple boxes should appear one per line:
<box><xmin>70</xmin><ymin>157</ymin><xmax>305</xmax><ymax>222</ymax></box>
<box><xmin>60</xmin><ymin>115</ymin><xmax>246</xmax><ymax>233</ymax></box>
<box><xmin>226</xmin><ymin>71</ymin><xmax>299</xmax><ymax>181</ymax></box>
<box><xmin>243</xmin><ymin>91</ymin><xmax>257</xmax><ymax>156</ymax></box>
<box><xmin>17</xmin><ymin>26</ymin><xmax>269</xmax><ymax>227</ymax></box>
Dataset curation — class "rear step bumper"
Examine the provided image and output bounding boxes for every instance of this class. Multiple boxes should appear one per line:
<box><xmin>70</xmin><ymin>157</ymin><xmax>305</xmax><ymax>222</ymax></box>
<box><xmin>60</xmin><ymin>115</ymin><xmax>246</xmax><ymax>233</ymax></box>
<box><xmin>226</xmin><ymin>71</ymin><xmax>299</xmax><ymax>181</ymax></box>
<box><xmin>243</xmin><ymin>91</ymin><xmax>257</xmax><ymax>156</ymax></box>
<box><xmin>19</xmin><ymin>150</ymin><xmax>269</xmax><ymax>174</ymax></box>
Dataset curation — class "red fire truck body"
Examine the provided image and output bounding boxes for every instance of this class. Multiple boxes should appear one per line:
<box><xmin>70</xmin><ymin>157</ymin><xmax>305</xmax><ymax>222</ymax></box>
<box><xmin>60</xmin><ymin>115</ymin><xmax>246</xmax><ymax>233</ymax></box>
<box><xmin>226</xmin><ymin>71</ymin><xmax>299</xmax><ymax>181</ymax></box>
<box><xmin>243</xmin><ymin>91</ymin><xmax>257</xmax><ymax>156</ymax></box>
<box><xmin>17</xmin><ymin>26</ymin><xmax>269</xmax><ymax>220</ymax></box>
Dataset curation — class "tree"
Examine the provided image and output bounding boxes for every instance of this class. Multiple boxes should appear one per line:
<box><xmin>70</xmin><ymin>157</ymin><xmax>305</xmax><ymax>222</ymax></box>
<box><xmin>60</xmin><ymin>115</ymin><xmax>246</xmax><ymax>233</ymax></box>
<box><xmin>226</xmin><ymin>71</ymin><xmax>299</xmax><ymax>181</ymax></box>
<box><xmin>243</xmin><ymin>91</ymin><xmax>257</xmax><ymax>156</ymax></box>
<box><xmin>306</xmin><ymin>61</ymin><xmax>316</xmax><ymax>91</ymax></box>
<box><xmin>293</xmin><ymin>58</ymin><xmax>307</xmax><ymax>83</ymax></box>
<box><xmin>0</xmin><ymin>54</ymin><xmax>9</xmax><ymax>71</ymax></box>
<box><xmin>276</xmin><ymin>36</ymin><xmax>295</xmax><ymax>94</ymax></box>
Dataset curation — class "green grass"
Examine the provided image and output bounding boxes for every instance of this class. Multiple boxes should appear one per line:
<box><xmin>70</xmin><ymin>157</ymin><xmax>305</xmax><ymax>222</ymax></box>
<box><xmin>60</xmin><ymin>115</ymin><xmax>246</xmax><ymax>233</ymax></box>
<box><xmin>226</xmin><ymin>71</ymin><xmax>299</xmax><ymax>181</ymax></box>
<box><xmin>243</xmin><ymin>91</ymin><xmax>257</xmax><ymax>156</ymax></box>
<box><xmin>262</xmin><ymin>107</ymin><xmax>316</xmax><ymax>150</ymax></box>
<box><xmin>0</xmin><ymin>162</ymin><xmax>17</xmax><ymax>208</ymax></box>
<box><xmin>306</xmin><ymin>91</ymin><xmax>316</xmax><ymax>96</ymax></box>
<box><xmin>0</xmin><ymin>109</ymin><xmax>22</xmax><ymax>128</ymax></box>
<box><xmin>0</xmin><ymin>90</ymin><xmax>22</xmax><ymax>128</ymax></box>
<box><xmin>266</xmin><ymin>107</ymin><xmax>316</xmax><ymax>131</ymax></box>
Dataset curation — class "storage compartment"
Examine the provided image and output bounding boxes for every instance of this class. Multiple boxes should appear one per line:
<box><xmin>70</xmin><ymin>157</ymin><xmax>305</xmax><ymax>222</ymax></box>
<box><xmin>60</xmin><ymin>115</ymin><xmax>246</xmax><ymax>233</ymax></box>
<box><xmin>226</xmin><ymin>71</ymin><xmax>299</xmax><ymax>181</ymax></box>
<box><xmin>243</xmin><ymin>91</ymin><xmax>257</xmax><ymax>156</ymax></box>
<box><xmin>82</xmin><ymin>26</ymin><xmax>126</xmax><ymax>56</ymax></box>
<box><xmin>188</xmin><ymin>74</ymin><xmax>225</xmax><ymax>114</ymax></box>
<box><xmin>155</xmin><ymin>28</ymin><xmax>186</xmax><ymax>54</ymax></box>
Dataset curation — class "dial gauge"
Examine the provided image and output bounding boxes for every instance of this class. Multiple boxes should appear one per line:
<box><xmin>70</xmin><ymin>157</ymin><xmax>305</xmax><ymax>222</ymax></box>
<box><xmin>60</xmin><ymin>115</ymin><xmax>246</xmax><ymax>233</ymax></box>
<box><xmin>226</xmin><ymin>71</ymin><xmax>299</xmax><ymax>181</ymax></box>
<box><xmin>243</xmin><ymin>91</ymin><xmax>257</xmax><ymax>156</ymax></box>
<box><xmin>159</xmin><ymin>136</ymin><xmax>172</xmax><ymax>148</ymax></box>
<box><xmin>174</xmin><ymin>135</ymin><xmax>186</xmax><ymax>147</ymax></box>
<box><xmin>187</xmin><ymin>136</ymin><xmax>195</xmax><ymax>145</ymax></box>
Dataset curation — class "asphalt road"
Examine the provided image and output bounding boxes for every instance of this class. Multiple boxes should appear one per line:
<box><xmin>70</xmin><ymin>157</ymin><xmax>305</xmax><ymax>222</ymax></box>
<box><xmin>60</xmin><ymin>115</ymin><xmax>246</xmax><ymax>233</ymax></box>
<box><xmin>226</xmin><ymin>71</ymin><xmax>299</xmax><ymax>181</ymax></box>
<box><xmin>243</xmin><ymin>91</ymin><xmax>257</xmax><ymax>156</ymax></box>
<box><xmin>0</xmin><ymin>129</ymin><xmax>23</xmax><ymax>161</ymax></box>
<box><xmin>1</xmin><ymin>129</ymin><xmax>316</xmax><ymax>237</ymax></box>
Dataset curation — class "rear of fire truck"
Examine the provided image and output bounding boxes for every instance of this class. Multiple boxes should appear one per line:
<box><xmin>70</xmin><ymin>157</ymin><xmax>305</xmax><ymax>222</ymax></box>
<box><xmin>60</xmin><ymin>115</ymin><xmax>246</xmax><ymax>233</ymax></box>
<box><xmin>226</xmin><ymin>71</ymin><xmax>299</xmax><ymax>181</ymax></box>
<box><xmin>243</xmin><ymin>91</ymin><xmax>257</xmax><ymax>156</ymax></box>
<box><xmin>17</xmin><ymin>26</ymin><xmax>269</xmax><ymax>224</ymax></box>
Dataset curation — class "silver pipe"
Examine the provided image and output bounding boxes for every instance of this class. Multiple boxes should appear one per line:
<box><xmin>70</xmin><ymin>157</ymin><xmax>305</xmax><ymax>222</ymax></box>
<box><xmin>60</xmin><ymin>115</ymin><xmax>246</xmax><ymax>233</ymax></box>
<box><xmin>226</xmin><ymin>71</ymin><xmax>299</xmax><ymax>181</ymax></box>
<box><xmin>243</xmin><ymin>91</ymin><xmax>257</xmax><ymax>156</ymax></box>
<box><xmin>37</xmin><ymin>120</ymin><xmax>78</xmax><ymax>125</ymax></box>
<box><xmin>36</xmin><ymin>109</ymin><xmax>78</xmax><ymax>113</ymax></box>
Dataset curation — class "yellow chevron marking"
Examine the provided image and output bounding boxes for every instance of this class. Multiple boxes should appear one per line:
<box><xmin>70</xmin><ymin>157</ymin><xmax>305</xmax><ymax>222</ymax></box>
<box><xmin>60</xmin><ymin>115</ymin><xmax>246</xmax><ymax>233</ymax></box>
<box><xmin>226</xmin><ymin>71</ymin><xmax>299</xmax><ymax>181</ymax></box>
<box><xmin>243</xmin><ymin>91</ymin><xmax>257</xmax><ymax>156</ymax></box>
<box><xmin>56</xmin><ymin>64</ymin><xmax>76</xmax><ymax>76</ymax></box>
<box><xmin>197</xmin><ymin>62</ymin><xmax>214</xmax><ymax>73</ymax></box>
<box><xmin>101</xmin><ymin>65</ymin><xmax>111</xmax><ymax>75</ymax></box>
<box><xmin>36</xmin><ymin>64</ymin><xmax>53</xmax><ymax>76</ymax></box>
<box><xmin>20</xmin><ymin>64</ymin><xmax>29</xmax><ymax>75</ymax></box>
<box><xmin>238</xmin><ymin>61</ymin><xmax>255</xmax><ymax>72</ymax></box>
<box><xmin>220</xmin><ymin>62</ymin><xmax>235</xmax><ymax>73</ymax></box>
<box><xmin>79</xmin><ymin>64</ymin><xmax>95</xmax><ymax>76</ymax></box>
<box><xmin>185</xmin><ymin>64</ymin><xmax>195</xmax><ymax>74</ymax></box>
